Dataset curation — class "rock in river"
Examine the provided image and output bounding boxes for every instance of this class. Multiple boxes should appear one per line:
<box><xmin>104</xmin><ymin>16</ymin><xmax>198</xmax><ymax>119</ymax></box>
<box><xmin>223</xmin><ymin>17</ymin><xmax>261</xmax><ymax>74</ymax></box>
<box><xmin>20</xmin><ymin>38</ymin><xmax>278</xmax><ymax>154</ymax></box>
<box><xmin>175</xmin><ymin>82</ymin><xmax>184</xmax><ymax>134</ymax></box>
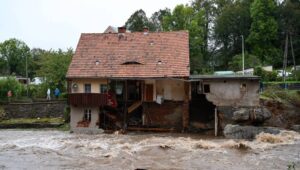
<box><xmin>232</xmin><ymin>108</ymin><xmax>250</xmax><ymax>121</ymax></box>
<box><xmin>224</xmin><ymin>124</ymin><xmax>280</xmax><ymax>139</ymax></box>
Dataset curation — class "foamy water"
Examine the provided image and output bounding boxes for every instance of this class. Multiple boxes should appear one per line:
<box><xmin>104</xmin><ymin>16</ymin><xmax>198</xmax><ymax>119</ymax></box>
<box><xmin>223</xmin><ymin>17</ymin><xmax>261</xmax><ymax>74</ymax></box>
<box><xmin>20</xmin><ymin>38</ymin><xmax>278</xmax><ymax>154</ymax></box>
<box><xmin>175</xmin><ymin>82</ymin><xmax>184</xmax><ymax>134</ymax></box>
<box><xmin>0</xmin><ymin>130</ymin><xmax>299</xmax><ymax>170</ymax></box>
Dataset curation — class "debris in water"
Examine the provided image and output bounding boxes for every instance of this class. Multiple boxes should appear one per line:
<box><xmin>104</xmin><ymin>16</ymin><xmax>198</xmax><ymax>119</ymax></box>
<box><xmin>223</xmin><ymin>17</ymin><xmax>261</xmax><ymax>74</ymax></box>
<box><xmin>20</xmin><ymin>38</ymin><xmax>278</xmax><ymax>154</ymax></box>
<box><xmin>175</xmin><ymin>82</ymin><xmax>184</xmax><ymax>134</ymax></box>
<box><xmin>221</xmin><ymin>140</ymin><xmax>251</xmax><ymax>150</ymax></box>
<box><xmin>103</xmin><ymin>154</ymin><xmax>111</xmax><ymax>158</ymax></box>
<box><xmin>159</xmin><ymin>144</ymin><xmax>173</xmax><ymax>150</ymax></box>
<box><xmin>114</xmin><ymin>130</ymin><xmax>126</xmax><ymax>135</ymax></box>
<box><xmin>233</xmin><ymin>142</ymin><xmax>251</xmax><ymax>150</ymax></box>
<box><xmin>195</xmin><ymin>140</ymin><xmax>216</xmax><ymax>149</ymax></box>
<box><xmin>256</xmin><ymin>133</ymin><xmax>284</xmax><ymax>143</ymax></box>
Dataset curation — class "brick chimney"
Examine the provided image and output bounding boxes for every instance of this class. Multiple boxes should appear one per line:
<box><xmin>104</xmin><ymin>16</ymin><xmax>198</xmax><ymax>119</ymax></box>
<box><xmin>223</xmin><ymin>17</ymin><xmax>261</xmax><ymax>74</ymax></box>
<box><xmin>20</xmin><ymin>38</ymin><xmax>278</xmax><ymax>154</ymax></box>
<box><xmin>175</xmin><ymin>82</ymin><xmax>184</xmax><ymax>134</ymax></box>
<box><xmin>143</xmin><ymin>27</ymin><xmax>149</xmax><ymax>34</ymax></box>
<box><xmin>118</xmin><ymin>26</ymin><xmax>126</xmax><ymax>33</ymax></box>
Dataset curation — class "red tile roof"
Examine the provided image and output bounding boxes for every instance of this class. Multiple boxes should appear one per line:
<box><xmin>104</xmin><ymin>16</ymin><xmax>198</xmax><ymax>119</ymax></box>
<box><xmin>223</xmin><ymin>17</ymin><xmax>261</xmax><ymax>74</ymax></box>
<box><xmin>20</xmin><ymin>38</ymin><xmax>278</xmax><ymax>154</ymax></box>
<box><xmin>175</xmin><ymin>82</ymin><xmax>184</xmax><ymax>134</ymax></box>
<box><xmin>66</xmin><ymin>31</ymin><xmax>189</xmax><ymax>78</ymax></box>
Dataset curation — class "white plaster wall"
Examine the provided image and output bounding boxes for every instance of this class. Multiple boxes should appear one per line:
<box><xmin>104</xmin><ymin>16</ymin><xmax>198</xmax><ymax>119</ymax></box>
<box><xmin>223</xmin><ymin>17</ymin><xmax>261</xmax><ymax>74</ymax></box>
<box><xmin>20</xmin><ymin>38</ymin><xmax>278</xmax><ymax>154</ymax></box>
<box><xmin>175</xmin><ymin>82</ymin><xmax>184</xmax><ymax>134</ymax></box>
<box><xmin>204</xmin><ymin>79</ymin><xmax>260</xmax><ymax>107</ymax></box>
<box><xmin>71</xmin><ymin>78</ymin><xmax>108</xmax><ymax>93</ymax></box>
<box><xmin>70</xmin><ymin>106</ymin><xmax>99</xmax><ymax>131</ymax></box>
<box><xmin>156</xmin><ymin>79</ymin><xmax>185</xmax><ymax>101</ymax></box>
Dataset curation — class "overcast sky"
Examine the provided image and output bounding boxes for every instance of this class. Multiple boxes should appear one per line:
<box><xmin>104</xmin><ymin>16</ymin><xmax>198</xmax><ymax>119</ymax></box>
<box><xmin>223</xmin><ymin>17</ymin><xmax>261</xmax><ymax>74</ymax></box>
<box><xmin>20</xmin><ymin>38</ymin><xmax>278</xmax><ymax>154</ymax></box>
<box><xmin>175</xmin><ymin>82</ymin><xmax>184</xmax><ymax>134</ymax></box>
<box><xmin>0</xmin><ymin>0</ymin><xmax>191</xmax><ymax>50</ymax></box>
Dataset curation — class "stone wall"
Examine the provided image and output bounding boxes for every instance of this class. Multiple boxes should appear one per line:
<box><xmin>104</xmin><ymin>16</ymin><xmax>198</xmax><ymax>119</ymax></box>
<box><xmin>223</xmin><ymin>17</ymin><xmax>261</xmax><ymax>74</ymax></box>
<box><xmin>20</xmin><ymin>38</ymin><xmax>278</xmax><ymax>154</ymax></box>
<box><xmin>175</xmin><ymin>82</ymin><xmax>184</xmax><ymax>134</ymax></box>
<box><xmin>1</xmin><ymin>101</ymin><xmax>67</xmax><ymax>119</ymax></box>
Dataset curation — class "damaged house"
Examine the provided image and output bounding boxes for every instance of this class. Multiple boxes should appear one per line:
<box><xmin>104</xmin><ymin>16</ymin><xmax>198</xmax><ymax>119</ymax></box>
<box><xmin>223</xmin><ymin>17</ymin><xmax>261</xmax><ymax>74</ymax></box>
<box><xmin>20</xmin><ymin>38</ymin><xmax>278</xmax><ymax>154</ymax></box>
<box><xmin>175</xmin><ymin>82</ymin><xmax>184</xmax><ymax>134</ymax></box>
<box><xmin>66</xmin><ymin>27</ymin><xmax>190</xmax><ymax>133</ymax></box>
<box><xmin>66</xmin><ymin>27</ymin><xmax>262</xmax><ymax>134</ymax></box>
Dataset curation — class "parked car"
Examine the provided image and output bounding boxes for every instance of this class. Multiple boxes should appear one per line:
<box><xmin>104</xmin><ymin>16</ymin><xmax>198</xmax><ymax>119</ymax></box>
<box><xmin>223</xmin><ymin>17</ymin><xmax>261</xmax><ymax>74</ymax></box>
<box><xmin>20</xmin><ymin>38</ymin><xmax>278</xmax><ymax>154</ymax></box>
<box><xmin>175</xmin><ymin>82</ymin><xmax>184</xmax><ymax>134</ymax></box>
<box><xmin>277</xmin><ymin>70</ymin><xmax>292</xmax><ymax>77</ymax></box>
<box><xmin>30</xmin><ymin>77</ymin><xmax>43</xmax><ymax>85</ymax></box>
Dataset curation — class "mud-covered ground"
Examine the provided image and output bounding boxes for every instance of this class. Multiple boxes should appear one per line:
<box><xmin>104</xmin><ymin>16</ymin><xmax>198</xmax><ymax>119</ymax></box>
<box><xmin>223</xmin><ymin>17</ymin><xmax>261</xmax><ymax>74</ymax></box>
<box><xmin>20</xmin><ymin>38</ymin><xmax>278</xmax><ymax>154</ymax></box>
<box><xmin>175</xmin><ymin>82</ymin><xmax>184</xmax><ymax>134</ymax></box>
<box><xmin>0</xmin><ymin>130</ymin><xmax>299</xmax><ymax>170</ymax></box>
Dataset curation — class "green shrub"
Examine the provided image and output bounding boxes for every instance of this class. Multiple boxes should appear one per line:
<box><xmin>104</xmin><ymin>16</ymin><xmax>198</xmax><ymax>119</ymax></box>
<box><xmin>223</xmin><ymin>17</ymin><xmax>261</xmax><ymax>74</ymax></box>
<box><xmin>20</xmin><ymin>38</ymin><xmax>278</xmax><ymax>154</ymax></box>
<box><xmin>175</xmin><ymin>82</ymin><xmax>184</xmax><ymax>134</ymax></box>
<box><xmin>254</xmin><ymin>67</ymin><xmax>277</xmax><ymax>82</ymax></box>
<box><xmin>261</xmin><ymin>86</ymin><xmax>300</xmax><ymax>106</ymax></box>
<box><xmin>0</xmin><ymin>77</ymin><xmax>24</xmax><ymax>99</ymax></box>
<box><xmin>292</xmin><ymin>70</ymin><xmax>300</xmax><ymax>81</ymax></box>
<box><xmin>0</xmin><ymin>106</ymin><xmax>6</xmax><ymax>120</ymax></box>
<box><xmin>64</xmin><ymin>106</ymin><xmax>70</xmax><ymax>123</ymax></box>
<box><xmin>60</xmin><ymin>92</ymin><xmax>68</xmax><ymax>99</ymax></box>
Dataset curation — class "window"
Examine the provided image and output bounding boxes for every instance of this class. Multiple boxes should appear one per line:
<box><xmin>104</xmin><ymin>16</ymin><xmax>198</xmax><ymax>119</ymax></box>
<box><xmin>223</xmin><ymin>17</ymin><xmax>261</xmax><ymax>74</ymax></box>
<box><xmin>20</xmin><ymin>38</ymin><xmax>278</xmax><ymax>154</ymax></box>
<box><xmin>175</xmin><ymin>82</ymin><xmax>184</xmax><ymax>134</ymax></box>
<box><xmin>84</xmin><ymin>84</ymin><xmax>91</xmax><ymax>93</ymax></box>
<box><xmin>240</xmin><ymin>83</ymin><xmax>247</xmax><ymax>92</ymax></box>
<box><xmin>83</xmin><ymin>109</ymin><xmax>91</xmax><ymax>122</ymax></box>
<box><xmin>100</xmin><ymin>84</ymin><xmax>108</xmax><ymax>93</ymax></box>
<box><xmin>203</xmin><ymin>84</ymin><xmax>210</xmax><ymax>93</ymax></box>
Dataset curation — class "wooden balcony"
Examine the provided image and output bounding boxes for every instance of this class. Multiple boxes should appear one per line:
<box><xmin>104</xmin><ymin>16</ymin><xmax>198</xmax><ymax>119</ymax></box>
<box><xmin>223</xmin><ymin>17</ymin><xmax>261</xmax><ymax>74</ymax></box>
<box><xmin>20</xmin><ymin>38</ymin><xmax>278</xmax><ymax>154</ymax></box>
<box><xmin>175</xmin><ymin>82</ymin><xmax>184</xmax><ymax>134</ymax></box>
<box><xmin>68</xmin><ymin>93</ymin><xmax>108</xmax><ymax>107</ymax></box>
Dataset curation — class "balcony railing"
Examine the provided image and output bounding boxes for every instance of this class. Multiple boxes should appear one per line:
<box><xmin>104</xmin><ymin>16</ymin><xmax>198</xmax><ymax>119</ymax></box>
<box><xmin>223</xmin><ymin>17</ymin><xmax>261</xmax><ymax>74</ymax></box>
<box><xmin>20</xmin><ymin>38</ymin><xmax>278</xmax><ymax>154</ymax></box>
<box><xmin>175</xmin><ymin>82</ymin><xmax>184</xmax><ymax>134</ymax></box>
<box><xmin>68</xmin><ymin>93</ymin><xmax>108</xmax><ymax>107</ymax></box>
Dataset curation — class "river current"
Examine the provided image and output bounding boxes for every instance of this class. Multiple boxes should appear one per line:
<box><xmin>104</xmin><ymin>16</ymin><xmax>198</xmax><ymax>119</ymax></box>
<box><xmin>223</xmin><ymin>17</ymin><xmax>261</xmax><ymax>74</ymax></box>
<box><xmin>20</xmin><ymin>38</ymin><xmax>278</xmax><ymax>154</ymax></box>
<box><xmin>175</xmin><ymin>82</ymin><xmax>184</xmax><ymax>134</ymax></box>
<box><xmin>0</xmin><ymin>130</ymin><xmax>299</xmax><ymax>170</ymax></box>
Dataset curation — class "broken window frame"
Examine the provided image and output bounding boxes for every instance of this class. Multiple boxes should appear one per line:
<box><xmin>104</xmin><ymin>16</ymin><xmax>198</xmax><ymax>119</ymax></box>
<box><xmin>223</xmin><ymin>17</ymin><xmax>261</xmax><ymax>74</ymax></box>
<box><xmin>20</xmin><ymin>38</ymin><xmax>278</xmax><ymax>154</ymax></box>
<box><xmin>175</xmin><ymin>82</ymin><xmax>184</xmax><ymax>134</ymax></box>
<box><xmin>83</xmin><ymin>109</ymin><xmax>92</xmax><ymax>122</ymax></box>
<box><xmin>240</xmin><ymin>83</ymin><xmax>247</xmax><ymax>92</ymax></box>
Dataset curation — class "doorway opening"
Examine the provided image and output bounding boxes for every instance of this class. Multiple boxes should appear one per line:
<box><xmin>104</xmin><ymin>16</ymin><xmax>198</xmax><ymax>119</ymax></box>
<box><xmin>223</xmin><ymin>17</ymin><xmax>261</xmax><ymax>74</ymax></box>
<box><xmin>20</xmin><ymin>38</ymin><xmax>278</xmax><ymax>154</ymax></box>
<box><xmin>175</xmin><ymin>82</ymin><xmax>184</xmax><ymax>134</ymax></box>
<box><xmin>190</xmin><ymin>82</ymin><xmax>216</xmax><ymax>131</ymax></box>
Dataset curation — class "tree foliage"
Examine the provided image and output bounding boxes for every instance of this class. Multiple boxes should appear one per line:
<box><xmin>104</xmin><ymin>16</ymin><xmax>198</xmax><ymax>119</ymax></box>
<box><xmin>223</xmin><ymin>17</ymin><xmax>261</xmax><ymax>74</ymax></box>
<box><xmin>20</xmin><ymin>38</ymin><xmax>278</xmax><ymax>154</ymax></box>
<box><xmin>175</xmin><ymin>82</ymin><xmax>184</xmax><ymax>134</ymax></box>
<box><xmin>36</xmin><ymin>49</ymin><xmax>73</xmax><ymax>90</ymax></box>
<box><xmin>228</xmin><ymin>53</ymin><xmax>261</xmax><ymax>72</ymax></box>
<box><xmin>0</xmin><ymin>38</ymin><xmax>31</xmax><ymax>77</ymax></box>
<box><xmin>125</xmin><ymin>9</ymin><xmax>155</xmax><ymax>32</ymax></box>
<box><xmin>247</xmin><ymin>0</ymin><xmax>279</xmax><ymax>65</ymax></box>
<box><xmin>162</xmin><ymin>4</ymin><xmax>206</xmax><ymax>73</ymax></box>
<box><xmin>214</xmin><ymin>0</ymin><xmax>252</xmax><ymax>69</ymax></box>
<box><xmin>150</xmin><ymin>8</ymin><xmax>171</xmax><ymax>32</ymax></box>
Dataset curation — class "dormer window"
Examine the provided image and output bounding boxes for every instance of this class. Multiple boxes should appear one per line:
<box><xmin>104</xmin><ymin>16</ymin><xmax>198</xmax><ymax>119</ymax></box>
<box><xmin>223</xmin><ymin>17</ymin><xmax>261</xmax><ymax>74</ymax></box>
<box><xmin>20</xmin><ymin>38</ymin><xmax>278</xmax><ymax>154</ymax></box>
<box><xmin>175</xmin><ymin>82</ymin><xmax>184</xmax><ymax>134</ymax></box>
<box><xmin>157</xmin><ymin>60</ymin><xmax>162</xmax><ymax>65</ymax></box>
<box><xmin>122</xmin><ymin>61</ymin><xmax>142</xmax><ymax>65</ymax></box>
<box><xmin>95</xmin><ymin>60</ymin><xmax>100</xmax><ymax>65</ymax></box>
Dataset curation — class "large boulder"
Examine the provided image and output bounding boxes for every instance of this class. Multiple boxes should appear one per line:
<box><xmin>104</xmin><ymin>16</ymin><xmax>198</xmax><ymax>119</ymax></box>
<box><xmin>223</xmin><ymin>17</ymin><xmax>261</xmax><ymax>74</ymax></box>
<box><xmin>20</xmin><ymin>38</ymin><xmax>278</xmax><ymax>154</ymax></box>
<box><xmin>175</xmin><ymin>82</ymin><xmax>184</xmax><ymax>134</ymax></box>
<box><xmin>231</xmin><ymin>107</ymin><xmax>271</xmax><ymax>123</ymax></box>
<box><xmin>232</xmin><ymin>108</ymin><xmax>250</xmax><ymax>121</ymax></box>
<box><xmin>292</xmin><ymin>125</ymin><xmax>300</xmax><ymax>132</ymax></box>
<box><xmin>224</xmin><ymin>124</ymin><xmax>280</xmax><ymax>139</ymax></box>
<box><xmin>253</xmin><ymin>107</ymin><xmax>272</xmax><ymax>122</ymax></box>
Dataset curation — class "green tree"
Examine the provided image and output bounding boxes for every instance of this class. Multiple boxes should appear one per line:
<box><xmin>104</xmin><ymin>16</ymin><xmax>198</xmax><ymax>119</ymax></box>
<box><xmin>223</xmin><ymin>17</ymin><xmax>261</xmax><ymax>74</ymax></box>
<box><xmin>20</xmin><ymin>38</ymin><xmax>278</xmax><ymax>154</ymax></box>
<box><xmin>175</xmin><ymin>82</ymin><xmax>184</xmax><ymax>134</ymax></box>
<box><xmin>150</xmin><ymin>8</ymin><xmax>171</xmax><ymax>32</ymax></box>
<box><xmin>192</xmin><ymin>0</ymin><xmax>217</xmax><ymax>66</ymax></box>
<box><xmin>278</xmin><ymin>0</ymin><xmax>300</xmax><ymax>66</ymax></box>
<box><xmin>214</xmin><ymin>0</ymin><xmax>253</xmax><ymax>69</ymax></box>
<box><xmin>0</xmin><ymin>38</ymin><xmax>31</xmax><ymax>76</ymax></box>
<box><xmin>162</xmin><ymin>5</ymin><xmax>195</xmax><ymax>31</ymax></box>
<box><xmin>163</xmin><ymin>4</ymin><xmax>205</xmax><ymax>73</ymax></box>
<box><xmin>228</xmin><ymin>53</ymin><xmax>261</xmax><ymax>71</ymax></box>
<box><xmin>36</xmin><ymin>48</ymin><xmax>73</xmax><ymax>90</ymax></box>
<box><xmin>125</xmin><ymin>9</ymin><xmax>154</xmax><ymax>32</ymax></box>
<box><xmin>247</xmin><ymin>0</ymin><xmax>279</xmax><ymax>65</ymax></box>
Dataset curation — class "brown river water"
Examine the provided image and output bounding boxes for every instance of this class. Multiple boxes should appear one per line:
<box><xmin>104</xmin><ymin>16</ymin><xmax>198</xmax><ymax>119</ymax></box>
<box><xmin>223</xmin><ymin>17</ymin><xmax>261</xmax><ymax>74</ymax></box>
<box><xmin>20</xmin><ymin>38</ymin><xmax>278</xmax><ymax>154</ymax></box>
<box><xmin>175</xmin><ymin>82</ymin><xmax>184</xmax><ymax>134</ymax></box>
<box><xmin>0</xmin><ymin>130</ymin><xmax>300</xmax><ymax>170</ymax></box>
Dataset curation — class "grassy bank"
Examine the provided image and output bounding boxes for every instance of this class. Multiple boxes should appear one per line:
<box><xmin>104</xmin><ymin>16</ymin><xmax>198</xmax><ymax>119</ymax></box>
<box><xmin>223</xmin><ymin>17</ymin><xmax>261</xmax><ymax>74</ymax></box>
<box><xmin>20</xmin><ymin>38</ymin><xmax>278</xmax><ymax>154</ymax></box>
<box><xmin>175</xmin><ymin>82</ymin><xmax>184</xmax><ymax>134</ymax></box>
<box><xmin>260</xmin><ymin>87</ymin><xmax>300</xmax><ymax>106</ymax></box>
<box><xmin>0</xmin><ymin>117</ymin><xmax>64</xmax><ymax>124</ymax></box>
<box><xmin>0</xmin><ymin>117</ymin><xmax>70</xmax><ymax>131</ymax></box>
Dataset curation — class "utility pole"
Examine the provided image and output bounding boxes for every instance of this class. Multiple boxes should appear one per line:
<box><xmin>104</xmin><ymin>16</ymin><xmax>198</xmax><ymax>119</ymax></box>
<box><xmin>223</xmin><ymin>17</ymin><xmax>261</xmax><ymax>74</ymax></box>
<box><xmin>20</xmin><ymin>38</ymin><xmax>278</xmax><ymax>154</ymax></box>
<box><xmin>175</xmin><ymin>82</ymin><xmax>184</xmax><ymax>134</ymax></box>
<box><xmin>26</xmin><ymin>53</ymin><xmax>28</xmax><ymax>97</ymax></box>
<box><xmin>283</xmin><ymin>33</ymin><xmax>289</xmax><ymax>89</ymax></box>
<box><xmin>242</xmin><ymin>35</ymin><xmax>245</xmax><ymax>75</ymax></box>
<box><xmin>290</xmin><ymin>34</ymin><xmax>297</xmax><ymax>80</ymax></box>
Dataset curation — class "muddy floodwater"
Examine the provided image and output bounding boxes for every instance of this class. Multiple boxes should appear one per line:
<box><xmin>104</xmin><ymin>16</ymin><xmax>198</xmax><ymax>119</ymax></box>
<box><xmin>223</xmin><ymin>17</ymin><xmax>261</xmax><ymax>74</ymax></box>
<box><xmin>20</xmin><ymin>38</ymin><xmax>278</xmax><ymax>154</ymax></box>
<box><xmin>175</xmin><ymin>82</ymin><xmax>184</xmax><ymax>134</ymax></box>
<box><xmin>0</xmin><ymin>130</ymin><xmax>300</xmax><ymax>170</ymax></box>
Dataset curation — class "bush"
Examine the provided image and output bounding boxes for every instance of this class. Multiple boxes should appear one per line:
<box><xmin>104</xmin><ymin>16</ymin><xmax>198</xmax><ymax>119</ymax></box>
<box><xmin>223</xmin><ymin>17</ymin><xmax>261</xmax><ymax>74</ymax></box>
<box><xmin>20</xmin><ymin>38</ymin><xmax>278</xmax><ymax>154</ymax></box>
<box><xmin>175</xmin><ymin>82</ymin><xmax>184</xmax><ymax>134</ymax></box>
<box><xmin>0</xmin><ymin>77</ymin><xmax>24</xmax><ymax>99</ymax></box>
<box><xmin>60</xmin><ymin>92</ymin><xmax>68</xmax><ymax>99</ymax></box>
<box><xmin>254</xmin><ymin>67</ymin><xmax>277</xmax><ymax>82</ymax></box>
<box><xmin>292</xmin><ymin>70</ymin><xmax>300</xmax><ymax>81</ymax></box>
<box><xmin>261</xmin><ymin>86</ymin><xmax>300</xmax><ymax>106</ymax></box>
<box><xmin>64</xmin><ymin>106</ymin><xmax>70</xmax><ymax>123</ymax></box>
<box><xmin>30</xmin><ymin>83</ymin><xmax>49</xmax><ymax>98</ymax></box>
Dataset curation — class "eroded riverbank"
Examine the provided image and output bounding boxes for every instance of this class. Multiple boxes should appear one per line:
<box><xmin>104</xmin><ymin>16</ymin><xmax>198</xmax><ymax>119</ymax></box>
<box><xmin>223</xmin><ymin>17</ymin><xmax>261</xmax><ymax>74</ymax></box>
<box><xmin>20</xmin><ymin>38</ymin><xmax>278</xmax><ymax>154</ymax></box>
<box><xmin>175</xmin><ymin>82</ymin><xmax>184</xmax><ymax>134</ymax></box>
<box><xmin>0</xmin><ymin>130</ymin><xmax>299</xmax><ymax>170</ymax></box>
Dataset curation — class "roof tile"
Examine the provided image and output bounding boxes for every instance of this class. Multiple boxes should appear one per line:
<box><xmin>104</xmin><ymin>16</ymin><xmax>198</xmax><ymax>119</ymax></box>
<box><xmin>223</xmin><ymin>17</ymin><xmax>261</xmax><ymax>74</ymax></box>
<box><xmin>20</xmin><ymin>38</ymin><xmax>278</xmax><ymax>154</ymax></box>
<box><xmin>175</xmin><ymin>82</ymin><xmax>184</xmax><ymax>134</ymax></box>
<box><xmin>67</xmin><ymin>31</ymin><xmax>189</xmax><ymax>78</ymax></box>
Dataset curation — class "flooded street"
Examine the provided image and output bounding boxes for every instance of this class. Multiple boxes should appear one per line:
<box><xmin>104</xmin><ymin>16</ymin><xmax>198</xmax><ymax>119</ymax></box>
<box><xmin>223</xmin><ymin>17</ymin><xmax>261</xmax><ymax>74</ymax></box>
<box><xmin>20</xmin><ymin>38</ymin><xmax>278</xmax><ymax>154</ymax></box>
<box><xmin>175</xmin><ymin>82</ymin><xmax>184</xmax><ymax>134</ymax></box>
<box><xmin>0</xmin><ymin>130</ymin><xmax>300</xmax><ymax>170</ymax></box>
